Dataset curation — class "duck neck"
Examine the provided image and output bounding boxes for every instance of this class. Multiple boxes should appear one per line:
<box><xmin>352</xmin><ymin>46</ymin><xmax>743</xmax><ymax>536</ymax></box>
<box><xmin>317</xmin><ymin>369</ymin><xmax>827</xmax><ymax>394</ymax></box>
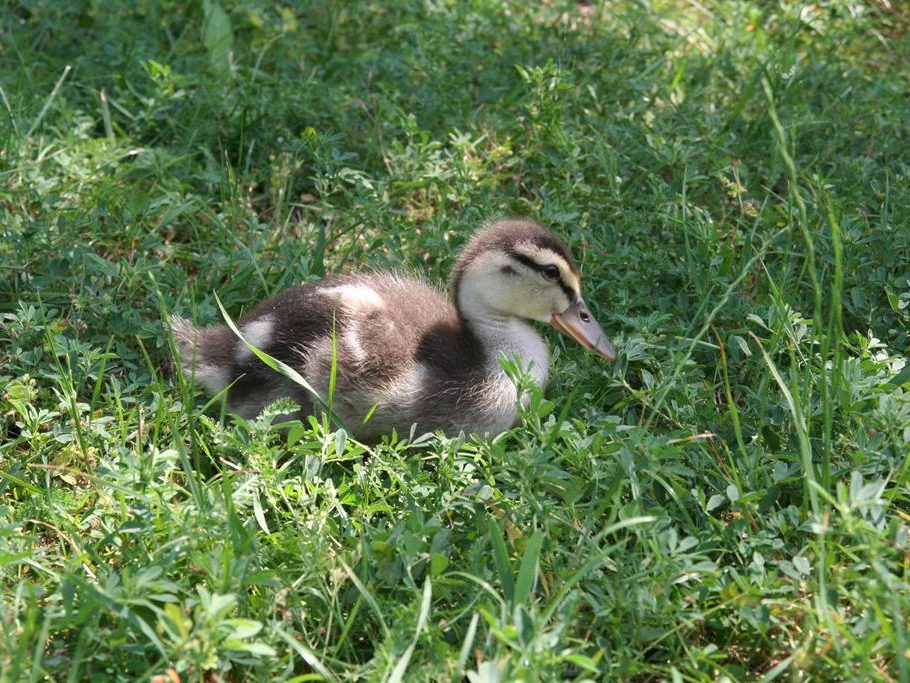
<box><xmin>457</xmin><ymin>299</ymin><xmax>550</xmax><ymax>389</ymax></box>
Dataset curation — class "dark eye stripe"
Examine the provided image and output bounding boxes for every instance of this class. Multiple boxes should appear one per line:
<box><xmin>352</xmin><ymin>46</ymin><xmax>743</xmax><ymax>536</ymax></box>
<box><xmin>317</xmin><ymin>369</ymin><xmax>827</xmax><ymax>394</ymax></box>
<box><xmin>508</xmin><ymin>252</ymin><xmax>577</xmax><ymax>302</ymax></box>
<box><xmin>508</xmin><ymin>251</ymin><xmax>548</xmax><ymax>274</ymax></box>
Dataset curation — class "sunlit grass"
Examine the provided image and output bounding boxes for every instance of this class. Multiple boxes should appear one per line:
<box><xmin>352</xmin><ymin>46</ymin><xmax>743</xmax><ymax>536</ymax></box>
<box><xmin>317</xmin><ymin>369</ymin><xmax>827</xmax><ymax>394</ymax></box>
<box><xmin>1</xmin><ymin>1</ymin><xmax>909</xmax><ymax>680</ymax></box>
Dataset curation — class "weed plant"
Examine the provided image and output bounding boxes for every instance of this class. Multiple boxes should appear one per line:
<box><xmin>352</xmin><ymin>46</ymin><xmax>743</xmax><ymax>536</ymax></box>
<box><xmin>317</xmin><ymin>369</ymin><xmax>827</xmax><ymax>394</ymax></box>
<box><xmin>1</xmin><ymin>1</ymin><xmax>909</xmax><ymax>680</ymax></box>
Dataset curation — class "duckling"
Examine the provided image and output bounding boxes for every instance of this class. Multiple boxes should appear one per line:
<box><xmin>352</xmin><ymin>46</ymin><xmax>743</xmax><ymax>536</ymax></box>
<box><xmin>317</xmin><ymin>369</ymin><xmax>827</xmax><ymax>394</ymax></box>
<box><xmin>170</xmin><ymin>219</ymin><xmax>615</xmax><ymax>440</ymax></box>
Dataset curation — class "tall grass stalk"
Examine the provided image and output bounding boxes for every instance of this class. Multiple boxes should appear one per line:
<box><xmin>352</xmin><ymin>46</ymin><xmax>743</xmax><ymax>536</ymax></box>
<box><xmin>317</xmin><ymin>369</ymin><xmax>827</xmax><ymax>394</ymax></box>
<box><xmin>763</xmin><ymin>76</ymin><xmax>836</xmax><ymax>494</ymax></box>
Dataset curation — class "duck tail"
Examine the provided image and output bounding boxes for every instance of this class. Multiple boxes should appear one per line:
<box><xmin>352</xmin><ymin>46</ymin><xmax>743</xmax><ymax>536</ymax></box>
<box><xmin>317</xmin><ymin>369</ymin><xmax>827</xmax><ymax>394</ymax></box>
<box><xmin>168</xmin><ymin>315</ymin><xmax>200</xmax><ymax>371</ymax></box>
<box><xmin>167</xmin><ymin>315</ymin><xmax>234</xmax><ymax>394</ymax></box>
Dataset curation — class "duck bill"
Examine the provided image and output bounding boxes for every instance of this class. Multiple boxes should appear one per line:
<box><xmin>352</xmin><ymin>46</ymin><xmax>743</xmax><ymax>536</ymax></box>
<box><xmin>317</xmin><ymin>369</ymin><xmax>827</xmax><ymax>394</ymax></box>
<box><xmin>550</xmin><ymin>297</ymin><xmax>617</xmax><ymax>361</ymax></box>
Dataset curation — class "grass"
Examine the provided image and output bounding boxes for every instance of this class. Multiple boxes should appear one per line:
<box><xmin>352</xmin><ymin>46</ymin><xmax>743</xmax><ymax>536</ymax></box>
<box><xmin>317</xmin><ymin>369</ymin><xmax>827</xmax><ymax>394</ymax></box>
<box><xmin>1</xmin><ymin>0</ymin><xmax>909</xmax><ymax>680</ymax></box>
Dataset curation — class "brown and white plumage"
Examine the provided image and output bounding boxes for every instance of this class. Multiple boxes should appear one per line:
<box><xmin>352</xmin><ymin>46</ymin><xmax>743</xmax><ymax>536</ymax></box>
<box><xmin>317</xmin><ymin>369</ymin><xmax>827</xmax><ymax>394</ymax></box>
<box><xmin>170</xmin><ymin>219</ymin><xmax>615</xmax><ymax>440</ymax></box>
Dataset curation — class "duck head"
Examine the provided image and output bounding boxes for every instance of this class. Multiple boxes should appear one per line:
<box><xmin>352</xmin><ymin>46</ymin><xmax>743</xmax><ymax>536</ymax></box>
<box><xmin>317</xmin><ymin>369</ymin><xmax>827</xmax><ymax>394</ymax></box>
<box><xmin>453</xmin><ymin>219</ymin><xmax>616</xmax><ymax>361</ymax></box>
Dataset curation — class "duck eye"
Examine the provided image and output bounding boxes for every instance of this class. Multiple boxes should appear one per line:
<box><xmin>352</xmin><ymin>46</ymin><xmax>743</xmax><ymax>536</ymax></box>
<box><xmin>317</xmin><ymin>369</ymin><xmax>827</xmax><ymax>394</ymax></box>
<box><xmin>541</xmin><ymin>264</ymin><xmax>560</xmax><ymax>281</ymax></box>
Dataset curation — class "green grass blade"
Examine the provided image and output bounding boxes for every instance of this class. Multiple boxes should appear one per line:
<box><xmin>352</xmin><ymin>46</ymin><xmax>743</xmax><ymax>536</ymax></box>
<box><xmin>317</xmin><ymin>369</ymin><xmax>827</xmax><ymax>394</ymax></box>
<box><xmin>215</xmin><ymin>293</ymin><xmax>323</xmax><ymax>403</ymax></box>
<box><xmin>0</xmin><ymin>469</ymin><xmax>42</xmax><ymax>495</ymax></box>
<box><xmin>25</xmin><ymin>64</ymin><xmax>71</xmax><ymax>138</ymax></box>
<box><xmin>275</xmin><ymin>627</ymin><xmax>338</xmax><ymax>682</ymax></box>
<box><xmin>486</xmin><ymin>518</ymin><xmax>514</xmax><ymax>605</ymax></box>
<box><xmin>750</xmin><ymin>331</ymin><xmax>818</xmax><ymax>515</ymax></box>
<box><xmin>327</xmin><ymin>313</ymin><xmax>338</xmax><ymax>428</ymax></box>
<box><xmin>823</xmin><ymin>195</ymin><xmax>845</xmax><ymax>488</ymax></box>
<box><xmin>513</xmin><ymin>530</ymin><xmax>543</xmax><ymax>607</ymax></box>
<box><xmin>454</xmin><ymin>612</ymin><xmax>480</xmax><ymax>681</ymax></box>
<box><xmin>386</xmin><ymin>577</ymin><xmax>432</xmax><ymax>683</ymax></box>
<box><xmin>214</xmin><ymin>292</ymin><xmax>349</xmax><ymax>432</ymax></box>
<box><xmin>338</xmin><ymin>559</ymin><xmax>390</xmax><ymax>640</ymax></box>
